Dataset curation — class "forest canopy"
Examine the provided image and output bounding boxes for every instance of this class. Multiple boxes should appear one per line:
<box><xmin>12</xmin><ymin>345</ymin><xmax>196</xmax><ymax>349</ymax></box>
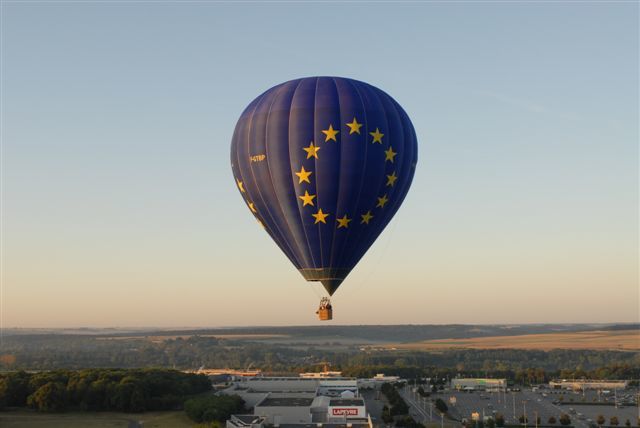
<box><xmin>0</xmin><ymin>368</ymin><xmax>211</xmax><ymax>412</ymax></box>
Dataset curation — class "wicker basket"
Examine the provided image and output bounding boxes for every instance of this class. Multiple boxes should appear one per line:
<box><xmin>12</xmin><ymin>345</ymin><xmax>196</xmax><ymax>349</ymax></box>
<box><xmin>317</xmin><ymin>307</ymin><xmax>333</xmax><ymax>321</ymax></box>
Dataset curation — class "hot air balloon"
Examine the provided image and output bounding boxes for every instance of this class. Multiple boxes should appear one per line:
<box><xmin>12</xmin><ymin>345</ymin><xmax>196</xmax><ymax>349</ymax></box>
<box><xmin>230</xmin><ymin>77</ymin><xmax>418</xmax><ymax>320</ymax></box>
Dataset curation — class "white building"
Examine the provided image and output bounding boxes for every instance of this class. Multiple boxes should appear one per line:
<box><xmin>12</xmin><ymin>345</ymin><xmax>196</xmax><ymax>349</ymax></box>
<box><xmin>254</xmin><ymin>396</ymin><xmax>315</xmax><ymax>424</ymax></box>
<box><xmin>357</xmin><ymin>373</ymin><xmax>401</xmax><ymax>389</ymax></box>
<box><xmin>299</xmin><ymin>371</ymin><xmax>343</xmax><ymax>378</ymax></box>
<box><xmin>451</xmin><ymin>378</ymin><xmax>506</xmax><ymax>391</ymax></box>
<box><xmin>252</xmin><ymin>395</ymin><xmax>368</xmax><ymax>425</ymax></box>
<box><xmin>225</xmin><ymin>377</ymin><xmax>371</xmax><ymax>428</ymax></box>
<box><xmin>226</xmin><ymin>415</ymin><xmax>267</xmax><ymax>428</ymax></box>
<box><xmin>549</xmin><ymin>380</ymin><xmax>628</xmax><ymax>390</ymax></box>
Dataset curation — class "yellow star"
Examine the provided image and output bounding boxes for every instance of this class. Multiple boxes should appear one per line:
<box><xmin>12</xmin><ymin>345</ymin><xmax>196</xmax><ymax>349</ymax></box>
<box><xmin>295</xmin><ymin>166</ymin><xmax>312</xmax><ymax>184</ymax></box>
<box><xmin>346</xmin><ymin>117</ymin><xmax>363</xmax><ymax>135</ymax></box>
<box><xmin>236</xmin><ymin>179</ymin><xmax>245</xmax><ymax>193</ymax></box>
<box><xmin>303</xmin><ymin>142</ymin><xmax>321</xmax><ymax>159</ymax></box>
<box><xmin>298</xmin><ymin>190</ymin><xmax>316</xmax><ymax>207</ymax></box>
<box><xmin>376</xmin><ymin>194</ymin><xmax>389</xmax><ymax>208</ymax></box>
<box><xmin>248</xmin><ymin>201</ymin><xmax>257</xmax><ymax>213</ymax></box>
<box><xmin>384</xmin><ymin>146</ymin><xmax>397</xmax><ymax>162</ymax></box>
<box><xmin>370</xmin><ymin>128</ymin><xmax>384</xmax><ymax>144</ymax></box>
<box><xmin>336</xmin><ymin>214</ymin><xmax>352</xmax><ymax>229</ymax></box>
<box><xmin>361</xmin><ymin>211</ymin><xmax>374</xmax><ymax>224</ymax></box>
<box><xmin>386</xmin><ymin>171</ymin><xmax>398</xmax><ymax>187</ymax></box>
<box><xmin>321</xmin><ymin>124</ymin><xmax>339</xmax><ymax>142</ymax></box>
<box><xmin>312</xmin><ymin>208</ymin><xmax>329</xmax><ymax>224</ymax></box>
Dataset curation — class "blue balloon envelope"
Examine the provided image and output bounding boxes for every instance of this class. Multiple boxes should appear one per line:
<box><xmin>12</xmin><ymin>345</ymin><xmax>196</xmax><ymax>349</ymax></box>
<box><xmin>230</xmin><ymin>77</ymin><xmax>418</xmax><ymax>296</ymax></box>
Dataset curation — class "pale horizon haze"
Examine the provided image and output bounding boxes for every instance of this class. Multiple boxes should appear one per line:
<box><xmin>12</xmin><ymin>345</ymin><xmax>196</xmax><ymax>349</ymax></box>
<box><xmin>2</xmin><ymin>1</ymin><xmax>638</xmax><ymax>328</ymax></box>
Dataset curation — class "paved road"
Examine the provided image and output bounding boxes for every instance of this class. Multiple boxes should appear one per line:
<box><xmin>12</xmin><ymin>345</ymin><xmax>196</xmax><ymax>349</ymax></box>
<box><xmin>362</xmin><ymin>389</ymin><xmax>386</xmax><ymax>426</ymax></box>
<box><xmin>401</xmin><ymin>385</ymin><xmax>451</xmax><ymax>426</ymax></box>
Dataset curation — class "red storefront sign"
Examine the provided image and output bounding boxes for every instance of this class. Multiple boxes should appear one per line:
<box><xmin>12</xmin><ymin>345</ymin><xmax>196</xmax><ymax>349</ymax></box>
<box><xmin>332</xmin><ymin>408</ymin><xmax>359</xmax><ymax>416</ymax></box>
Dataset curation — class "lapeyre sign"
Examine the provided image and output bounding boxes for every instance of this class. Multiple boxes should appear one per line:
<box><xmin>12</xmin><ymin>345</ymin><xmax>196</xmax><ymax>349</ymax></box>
<box><xmin>332</xmin><ymin>408</ymin><xmax>359</xmax><ymax>416</ymax></box>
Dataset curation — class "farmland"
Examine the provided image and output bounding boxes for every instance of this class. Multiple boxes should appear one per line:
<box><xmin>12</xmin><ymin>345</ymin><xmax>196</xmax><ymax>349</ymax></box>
<box><xmin>387</xmin><ymin>329</ymin><xmax>639</xmax><ymax>351</ymax></box>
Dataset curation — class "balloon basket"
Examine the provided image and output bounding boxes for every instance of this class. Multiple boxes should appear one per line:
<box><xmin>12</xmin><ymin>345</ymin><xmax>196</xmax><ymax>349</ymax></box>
<box><xmin>317</xmin><ymin>307</ymin><xmax>333</xmax><ymax>321</ymax></box>
<box><xmin>316</xmin><ymin>297</ymin><xmax>333</xmax><ymax>321</ymax></box>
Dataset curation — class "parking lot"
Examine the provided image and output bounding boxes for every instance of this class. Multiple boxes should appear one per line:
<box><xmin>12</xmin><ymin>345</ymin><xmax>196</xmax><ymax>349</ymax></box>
<box><xmin>431</xmin><ymin>388</ymin><xmax>638</xmax><ymax>428</ymax></box>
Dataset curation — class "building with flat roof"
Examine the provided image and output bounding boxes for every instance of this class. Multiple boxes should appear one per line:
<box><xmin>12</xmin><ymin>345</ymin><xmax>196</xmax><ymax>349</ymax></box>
<box><xmin>451</xmin><ymin>378</ymin><xmax>506</xmax><ymax>391</ymax></box>
<box><xmin>300</xmin><ymin>371</ymin><xmax>343</xmax><ymax>378</ymax></box>
<box><xmin>225</xmin><ymin>376</ymin><xmax>371</xmax><ymax>428</ymax></box>
<box><xmin>549</xmin><ymin>380</ymin><xmax>628</xmax><ymax>390</ymax></box>
<box><xmin>226</xmin><ymin>415</ymin><xmax>267</xmax><ymax>428</ymax></box>
<box><xmin>254</xmin><ymin>395</ymin><xmax>315</xmax><ymax>424</ymax></box>
<box><xmin>188</xmin><ymin>368</ymin><xmax>262</xmax><ymax>378</ymax></box>
<box><xmin>357</xmin><ymin>373</ymin><xmax>401</xmax><ymax>389</ymax></box>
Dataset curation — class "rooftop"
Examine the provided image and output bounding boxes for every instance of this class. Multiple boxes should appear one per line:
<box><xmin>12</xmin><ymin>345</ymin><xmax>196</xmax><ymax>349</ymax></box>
<box><xmin>329</xmin><ymin>399</ymin><xmax>365</xmax><ymax>406</ymax></box>
<box><xmin>258</xmin><ymin>397</ymin><xmax>315</xmax><ymax>407</ymax></box>
<box><xmin>230</xmin><ymin>415</ymin><xmax>266</xmax><ymax>425</ymax></box>
<box><xmin>279</xmin><ymin>424</ymin><xmax>369</xmax><ymax>428</ymax></box>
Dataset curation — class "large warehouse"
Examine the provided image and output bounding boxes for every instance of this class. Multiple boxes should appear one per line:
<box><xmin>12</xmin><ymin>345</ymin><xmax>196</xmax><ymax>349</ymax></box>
<box><xmin>549</xmin><ymin>380</ymin><xmax>629</xmax><ymax>390</ymax></box>
<box><xmin>224</xmin><ymin>377</ymin><xmax>371</xmax><ymax>428</ymax></box>
<box><xmin>451</xmin><ymin>378</ymin><xmax>507</xmax><ymax>391</ymax></box>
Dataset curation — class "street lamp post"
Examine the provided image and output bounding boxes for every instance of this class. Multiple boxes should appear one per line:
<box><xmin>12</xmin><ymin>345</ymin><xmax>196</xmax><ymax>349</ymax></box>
<box><xmin>523</xmin><ymin>400</ymin><xmax>528</xmax><ymax>428</ymax></box>
<box><xmin>534</xmin><ymin>411</ymin><xmax>538</xmax><ymax>428</ymax></box>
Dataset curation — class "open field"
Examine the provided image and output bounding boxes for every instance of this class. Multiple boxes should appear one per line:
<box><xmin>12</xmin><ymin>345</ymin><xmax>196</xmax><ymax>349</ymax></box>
<box><xmin>388</xmin><ymin>329</ymin><xmax>639</xmax><ymax>351</ymax></box>
<box><xmin>0</xmin><ymin>411</ymin><xmax>194</xmax><ymax>428</ymax></box>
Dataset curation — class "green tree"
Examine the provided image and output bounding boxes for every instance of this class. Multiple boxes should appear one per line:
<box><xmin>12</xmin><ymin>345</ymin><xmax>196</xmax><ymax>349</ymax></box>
<box><xmin>435</xmin><ymin>398</ymin><xmax>448</xmax><ymax>413</ymax></box>
<box><xmin>495</xmin><ymin>414</ymin><xmax>505</xmax><ymax>427</ymax></box>
<box><xmin>559</xmin><ymin>414</ymin><xmax>571</xmax><ymax>426</ymax></box>
<box><xmin>184</xmin><ymin>395</ymin><xmax>245</xmax><ymax>423</ymax></box>
<box><xmin>597</xmin><ymin>415</ymin><xmax>605</xmax><ymax>427</ymax></box>
<box><xmin>0</xmin><ymin>371</ymin><xmax>31</xmax><ymax>407</ymax></box>
<box><xmin>519</xmin><ymin>415</ymin><xmax>528</xmax><ymax>424</ymax></box>
<box><xmin>382</xmin><ymin>405</ymin><xmax>393</xmax><ymax>424</ymax></box>
<box><xmin>27</xmin><ymin>382</ymin><xmax>67</xmax><ymax>412</ymax></box>
<box><xmin>548</xmin><ymin>416</ymin><xmax>557</xmax><ymax>424</ymax></box>
<box><xmin>623</xmin><ymin>419</ymin><xmax>630</xmax><ymax>427</ymax></box>
<box><xmin>487</xmin><ymin>417</ymin><xmax>496</xmax><ymax>428</ymax></box>
<box><xmin>610</xmin><ymin>417</ymin><xmax>619</xmax><ymax>426</ymax></box>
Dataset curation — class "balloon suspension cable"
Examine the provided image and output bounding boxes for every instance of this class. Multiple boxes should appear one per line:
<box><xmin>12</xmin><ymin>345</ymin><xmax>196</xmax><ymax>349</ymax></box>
<box><xmin>309</xmin><ymin>281</ymin><xmax>324</xmax><ymax>299</ymax></box>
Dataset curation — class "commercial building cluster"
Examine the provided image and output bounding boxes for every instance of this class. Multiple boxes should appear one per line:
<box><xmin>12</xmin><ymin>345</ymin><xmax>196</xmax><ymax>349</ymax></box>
<box><xmin>217</xmin><ymin>372</ymin><xmax>400</xmax><ymax>428</ymax></box>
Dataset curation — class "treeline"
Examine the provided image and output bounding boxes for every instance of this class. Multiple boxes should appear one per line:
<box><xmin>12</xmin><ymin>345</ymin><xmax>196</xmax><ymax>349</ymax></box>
<box><xmin>2</xmin><ymin>333</ymin><xmax>639</xmax><ymax>375</ymax></box>
<box><xmin>340</xmin><ymin>349</ymin><xmax>639</xmax><ymax>374</ymax></box>
<box><xmin>342</xmin><ymin>362</ymin><xmax>639</xmax><ymax>385</ymax></box>
<box><xmin>381</xmin><ymin>382</ymin><xmax>410</xmax><ymax>417</ymax></box>
<box><xmin>0</xmin><ymin>335</ymin><xmax>312</xmax><ymax>371</ymax></box>
<box><xmin>9</xmin><ymin>324</ymin><xmax>624</xmax><ymax>344</ymax></box>
<box><xmin>0</xmin><ymin>369</ymin><xmax>211</xmax><ymax>412</ymax></box>
<box><xmin>184</xmin><ymin>395</ymin><xmax>245</xmax><ymax>423</ymax></box>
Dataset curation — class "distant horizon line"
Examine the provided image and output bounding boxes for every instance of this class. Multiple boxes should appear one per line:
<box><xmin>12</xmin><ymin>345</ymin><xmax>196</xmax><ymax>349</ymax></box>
<box><xmin>3</xmin><ymin>321</ymin><xmax>639</xmax><ymax>331</ymax></box>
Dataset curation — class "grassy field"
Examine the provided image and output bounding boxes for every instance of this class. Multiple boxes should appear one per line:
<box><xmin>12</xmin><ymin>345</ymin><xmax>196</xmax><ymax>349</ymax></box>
<box><xmin>388</xmin><ymin>329</ymin><xmax>639</xmax><ymax>351</ymax></box>
<box><xmin>0</xmin><ymin>410</ymin><xmax>195</xmax><ymax>428</ymax></box>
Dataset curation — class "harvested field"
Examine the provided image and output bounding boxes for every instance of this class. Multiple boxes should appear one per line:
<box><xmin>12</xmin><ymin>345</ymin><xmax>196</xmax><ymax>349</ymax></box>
<box><xmin>387</xmin><ymin>329</ymin><xmax>639</xmax><ymax>351</ymax></box>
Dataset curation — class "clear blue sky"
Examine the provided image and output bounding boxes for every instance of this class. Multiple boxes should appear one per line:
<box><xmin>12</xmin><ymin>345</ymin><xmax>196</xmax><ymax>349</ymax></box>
<box><xmin>2</xmin><ymin>1</ymin><xmax>638</xmax><ymax>327</ymax></box>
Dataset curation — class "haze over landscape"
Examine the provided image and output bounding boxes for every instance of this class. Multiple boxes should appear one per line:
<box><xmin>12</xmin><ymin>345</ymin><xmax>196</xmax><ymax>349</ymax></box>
<box><xmin>2</xmin><ymin>2</ymin><xmax>638</xmax><ymax>328</ymax></box>
<box><xmin>1</xmin><ymin>3</ymin><xmax>639</xmax><ymax>428</ymax></box>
